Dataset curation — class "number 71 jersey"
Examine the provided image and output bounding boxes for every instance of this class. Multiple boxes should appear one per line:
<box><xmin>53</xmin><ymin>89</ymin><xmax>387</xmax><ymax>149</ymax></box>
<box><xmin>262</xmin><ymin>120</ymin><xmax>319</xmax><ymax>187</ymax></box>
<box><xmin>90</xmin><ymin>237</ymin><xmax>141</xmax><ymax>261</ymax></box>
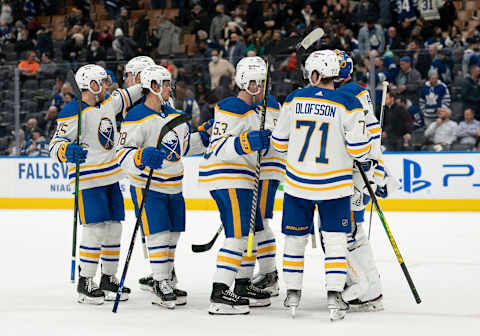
<box><xmin>271</xmin><ymin>86</ymin><xmax>371</xmax><ymax>201</ymax></box>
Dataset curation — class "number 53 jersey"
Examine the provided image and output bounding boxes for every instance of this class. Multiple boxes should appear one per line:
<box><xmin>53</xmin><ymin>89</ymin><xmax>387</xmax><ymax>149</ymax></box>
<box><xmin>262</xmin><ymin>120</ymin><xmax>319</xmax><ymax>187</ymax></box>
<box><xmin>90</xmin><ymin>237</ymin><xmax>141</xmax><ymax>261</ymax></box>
<box><xmin>271</xmin><ymin>86</ymin><xmax>372</xmax><ymax>201</ymax></box>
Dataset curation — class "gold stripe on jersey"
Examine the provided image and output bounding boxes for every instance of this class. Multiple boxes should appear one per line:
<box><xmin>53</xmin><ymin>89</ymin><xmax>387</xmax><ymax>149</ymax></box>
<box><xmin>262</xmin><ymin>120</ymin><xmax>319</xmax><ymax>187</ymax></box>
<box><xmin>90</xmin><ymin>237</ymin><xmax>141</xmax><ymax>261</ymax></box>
<box><xmin>199</xmin><ymin>162</ymin><xmax>254</xmax><ymax>171</ymax></box>
<box><xmin>129</xmin><ymin>174</ymin><xmax>182</xmax><ymax>188</ymax></box>
<box><xmin>286</xmin><ymin>163</ymin><xmax>352</xmax><ymax>177</ymax></box>
<box><xmin>228</xmin><ymin>189</ymin><xmax>242</xmax><ymax>238</ymax></box>
<box><xmin>57</xmin><ymin>106</ymin><xmax>95</xmax><ymax>122</ymax></box>
<box><xmin>355</xmin><ymin>90</ymin><xmax>368</xmax><ymax>98</ymax></box>
<box><xmin>68</xmin><ymin>156</ymin><xmax>120</xmax><ymax>172</ymax></box>
<box><xmin>135</xmin><ymin>187</ymin><xmax>150</xmax><ymax>235</ymax></box>
<box><xmin>346</xmin><ymin>143</ymin><xmax>372</xmax><ymax>155</ymax></box>
<box><xmin>69</xmin><ymin>168</ymin><xmax>122</xmax><ymax>184</ymax></box>
<box><xmin>199</xmin><ymin>176</ymin><xmax>255</xmax><ymax>184</ymax></box>
<box><xmin>216</xmin><ymin>107</ymin><xmax>255</xmax><ymax>118</ymax></box>
<box><xmin>285</xmin><ymin>178</ymin><xmax>353</xmax><ymax>192</ymax></box>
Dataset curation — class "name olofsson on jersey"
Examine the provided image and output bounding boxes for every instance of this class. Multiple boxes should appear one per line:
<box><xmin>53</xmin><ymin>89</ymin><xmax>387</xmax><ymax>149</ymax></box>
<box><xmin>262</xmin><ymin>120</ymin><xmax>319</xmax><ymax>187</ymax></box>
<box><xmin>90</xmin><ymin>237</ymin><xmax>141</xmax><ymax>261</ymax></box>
<box><xmin>295</xmin><ymin>102</ymin><xmax>336</xmax><ymax>118</ymax></box>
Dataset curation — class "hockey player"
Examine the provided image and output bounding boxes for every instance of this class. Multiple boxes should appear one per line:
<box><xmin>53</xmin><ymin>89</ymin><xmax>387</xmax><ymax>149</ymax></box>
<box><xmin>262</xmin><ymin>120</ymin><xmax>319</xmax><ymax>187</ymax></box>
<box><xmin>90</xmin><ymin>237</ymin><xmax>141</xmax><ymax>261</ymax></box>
<box><xmin>199</xmin><ymin>56</ymin><xmax>272</xmax><ymax>315</ymax></box>
<box><xmin>49</xmin><ymin>64</ymin><xmax>143</xmax><ymax>304</ymax></box>
<box><xmin>250</xmin><ymin>94</ymin><xmax>284</xmax><ymax>296</ymax></box>
<box><xmin>271</xmin><ymin>50</ymin><xmax>371</xmax><ymax>321</ymax></box>
<box><xmin>116</xmin><ymin>65</ymin><xmax>210</xmax><ymax>309</ymax></box>
<box><xmin>335</xmin><ymin>50</ymin><xmax>386</xmax><ymax>312</ymax></box>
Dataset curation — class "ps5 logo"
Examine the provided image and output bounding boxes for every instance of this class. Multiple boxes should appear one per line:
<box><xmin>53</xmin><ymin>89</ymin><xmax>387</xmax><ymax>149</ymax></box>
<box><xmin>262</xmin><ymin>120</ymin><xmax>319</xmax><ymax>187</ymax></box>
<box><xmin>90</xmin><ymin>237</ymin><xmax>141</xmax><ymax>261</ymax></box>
<box><xmin>402</xmin><ymin>159</ymin><xmax>431</xmax><ymax>193</ymax></box>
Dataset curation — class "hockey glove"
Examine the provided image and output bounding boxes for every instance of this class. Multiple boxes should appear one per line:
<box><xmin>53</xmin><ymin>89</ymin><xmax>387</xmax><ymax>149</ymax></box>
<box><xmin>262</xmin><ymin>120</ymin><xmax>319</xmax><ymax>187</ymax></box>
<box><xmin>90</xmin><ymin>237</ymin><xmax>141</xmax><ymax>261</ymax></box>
<box><xmin>61</xmin><ymin>142</ymin><xmax>88</xmax><ymax>164</ymax></box>
<box><xmin>375</xmin><ymin>185</ymin><xmax>388</xmax><ymax>199</ymax></box>
<box><xmin>234</xmin><ymin>130</ymin><xmax>272</xmax><ymax>155</ymax></box>
<box><xmin>198</xmin><ymin>118</ymin><xmax>214</xmax><ymax>147</ymax></box>
<box><xmin>134</xmin><ymin>146</ymin><xmax>166</xmax><ymax>170</ymax></box>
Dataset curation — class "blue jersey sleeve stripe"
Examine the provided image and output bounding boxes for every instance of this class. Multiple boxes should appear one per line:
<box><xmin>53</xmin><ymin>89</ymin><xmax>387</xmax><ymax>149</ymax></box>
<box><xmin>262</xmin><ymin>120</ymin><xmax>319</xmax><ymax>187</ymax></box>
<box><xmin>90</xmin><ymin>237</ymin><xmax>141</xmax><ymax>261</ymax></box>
<box><xmin>214</xmin><ymin>138</ymin><xmax>228</xmax><ymax>156</ymax></box>
<box><xmin>367</xmin><ymin>122</ymin><xmax>380</xmax><ymax>127</ymax></box>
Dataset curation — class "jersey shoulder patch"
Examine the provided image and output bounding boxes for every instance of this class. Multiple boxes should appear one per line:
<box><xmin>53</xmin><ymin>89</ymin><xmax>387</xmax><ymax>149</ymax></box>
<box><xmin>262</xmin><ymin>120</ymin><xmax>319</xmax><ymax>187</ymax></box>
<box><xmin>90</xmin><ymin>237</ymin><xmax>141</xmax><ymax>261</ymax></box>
<box><xmin>216</xmin><ymin>96</ymin><xmax>253</xmax><ymax>117</ymax></box>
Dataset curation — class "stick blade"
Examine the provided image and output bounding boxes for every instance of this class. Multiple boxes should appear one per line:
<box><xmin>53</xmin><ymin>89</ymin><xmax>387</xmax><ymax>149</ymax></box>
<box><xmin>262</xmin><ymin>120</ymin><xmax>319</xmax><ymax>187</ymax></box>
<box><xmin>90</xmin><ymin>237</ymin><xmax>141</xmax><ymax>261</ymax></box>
<box><xmin>191</xmin><ymin>243</ymin><xmax>213</xmax><ymax>253</ymax></box>
<box><xmin>299</xmin><ymin>28</ymin><xmax>324</xmax><ymax>50</ymax></box>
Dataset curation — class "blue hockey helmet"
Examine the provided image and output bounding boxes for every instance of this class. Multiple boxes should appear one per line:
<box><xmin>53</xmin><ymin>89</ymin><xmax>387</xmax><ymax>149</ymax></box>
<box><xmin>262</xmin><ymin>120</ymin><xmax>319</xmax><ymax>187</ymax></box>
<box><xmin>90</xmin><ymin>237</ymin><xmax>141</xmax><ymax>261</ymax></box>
<box><xmin>335</xmin><ymin>50</ymin><xmax>353</xmax><ymax>80</ymax></box>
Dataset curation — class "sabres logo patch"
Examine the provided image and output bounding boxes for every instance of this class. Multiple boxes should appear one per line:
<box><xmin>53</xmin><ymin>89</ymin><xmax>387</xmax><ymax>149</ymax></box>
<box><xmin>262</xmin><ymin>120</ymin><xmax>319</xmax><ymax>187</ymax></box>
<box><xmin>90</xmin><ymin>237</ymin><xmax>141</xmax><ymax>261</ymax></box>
<box><xmin>98</xmin><ymin>117</ymin><xmax>115</xmax><ymax>150</ymax></box>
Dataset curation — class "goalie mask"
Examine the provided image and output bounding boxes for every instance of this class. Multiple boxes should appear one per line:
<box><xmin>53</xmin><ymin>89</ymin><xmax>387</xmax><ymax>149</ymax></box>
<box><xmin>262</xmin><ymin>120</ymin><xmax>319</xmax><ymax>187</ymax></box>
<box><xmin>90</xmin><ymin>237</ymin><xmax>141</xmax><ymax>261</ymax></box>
<box><xmin>304</xmin><ymin>50</ymin><xmax>340</xmax><ymax>86</ymax></box>
<box><xmin>124</xmin><ymin>56</ymin><xmax>155</xmax><ymax>80</ymax></box>
<box><xmin>140</xmin><ymin>65</ymin><xmax>172</xmax><ymax>102</ymax></box>
<box><xmin>75</xmin><ymin>64</ymin><xmax>110</xmax><ymax>95</ymax></box>
<box><xmin>335</xmin><ymin>50</ymin><xmax>354</xmax><ymax>80</ymax></box>
<box><xmin>235</xmin><ymin>56</ymin><xmax>267</xmax><ymax>96</ymax></box>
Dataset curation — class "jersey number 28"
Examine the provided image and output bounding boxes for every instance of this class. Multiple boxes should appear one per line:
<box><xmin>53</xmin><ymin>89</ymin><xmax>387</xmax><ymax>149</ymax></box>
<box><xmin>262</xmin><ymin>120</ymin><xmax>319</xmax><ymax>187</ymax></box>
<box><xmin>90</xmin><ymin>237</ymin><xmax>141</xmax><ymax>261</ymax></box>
<box><xmin>296</xmin><ymin>120</ymin><xmax>330</xmax><ymax>164</ymax></box>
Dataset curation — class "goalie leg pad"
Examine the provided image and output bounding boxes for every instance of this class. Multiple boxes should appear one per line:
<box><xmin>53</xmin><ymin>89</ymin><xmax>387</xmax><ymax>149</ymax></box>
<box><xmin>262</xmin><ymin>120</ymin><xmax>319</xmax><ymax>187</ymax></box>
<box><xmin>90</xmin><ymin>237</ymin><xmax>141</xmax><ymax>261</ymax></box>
<box><xmin>283</xmin><ymin>235</ymin><xmax>308</xmax><ymax>290</ymax></box>
<box><xmin>214</xmin><ymin>237</ymin><xmax>246</xmax><ymax>287</ymax></box>
<box><xmin>322</xmin><ymin>231</ymin><xmax>348</xmax><ymax>292</ymax></box>
<box><xmin>148</xmin><ymin>231</ymin><xmax>172</xmax><ymax>281</ymax></box>
<box><xmin>79</xmin><ymin>222</ymin><xmax>105</xmax><ymax>278</ymax></box>
<box><xmin>256</xmin><ymin>220</ymin><xmax>277</xmax><ymax>275</ymax></box>
<box><xmin>101</xmin><ymin>221</ymin><xmax>122</xmax><ymax>276</ymax></box>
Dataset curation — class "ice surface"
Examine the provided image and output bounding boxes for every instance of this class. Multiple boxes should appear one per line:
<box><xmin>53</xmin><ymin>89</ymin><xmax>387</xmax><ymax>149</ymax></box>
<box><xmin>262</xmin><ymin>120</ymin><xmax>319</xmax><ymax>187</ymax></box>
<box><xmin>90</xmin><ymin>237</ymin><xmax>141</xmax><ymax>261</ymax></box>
<box><xmin>0</xmin><ymin>210</ymin><xmax>479</xmax><ymax>336</ymax></box>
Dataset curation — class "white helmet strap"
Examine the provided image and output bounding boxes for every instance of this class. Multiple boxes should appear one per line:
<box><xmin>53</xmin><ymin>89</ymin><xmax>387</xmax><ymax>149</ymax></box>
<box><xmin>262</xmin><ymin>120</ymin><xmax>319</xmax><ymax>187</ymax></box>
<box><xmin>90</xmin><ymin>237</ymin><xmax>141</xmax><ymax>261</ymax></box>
<box><xmin>149</xmin><ymin>80</ymin><xmax>165</xmax><ymax>104</ymax></box>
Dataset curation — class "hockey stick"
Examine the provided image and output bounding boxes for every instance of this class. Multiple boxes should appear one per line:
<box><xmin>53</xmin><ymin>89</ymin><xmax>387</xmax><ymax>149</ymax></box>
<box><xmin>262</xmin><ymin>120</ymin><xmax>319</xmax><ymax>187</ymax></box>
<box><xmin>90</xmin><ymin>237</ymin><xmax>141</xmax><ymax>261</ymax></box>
<box><xmin>67</xmin><ymin>70</ymin><xmax>82</xmax><ymax>283</ymax></box>
<box><xmin>368</xmin><ymin>81</ymin><xmax>388</xmax><ymax>240</ymax></box>
<box><xmin>191</xmin><ymin>225</ymin><xmax>223</xmax><ymax>253</ymax></box>
<box><xmin>113</xmin><ymin>113</ymin><xmax>192</xmax><ymax>313</ymax></box>
<box><xmin>355</xmin><ymin>161</ymin><xmax>421</xmax><ymax>304</ymax></box>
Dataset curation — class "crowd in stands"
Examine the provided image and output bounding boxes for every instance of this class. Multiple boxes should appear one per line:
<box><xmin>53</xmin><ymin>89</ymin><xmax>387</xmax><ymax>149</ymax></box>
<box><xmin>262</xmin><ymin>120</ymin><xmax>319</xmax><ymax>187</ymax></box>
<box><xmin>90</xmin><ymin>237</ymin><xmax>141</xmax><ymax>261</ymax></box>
<box><xmin>1</xmin><ymin>0</ymin><xmax>480</xmax><ymax>156</ymax></box>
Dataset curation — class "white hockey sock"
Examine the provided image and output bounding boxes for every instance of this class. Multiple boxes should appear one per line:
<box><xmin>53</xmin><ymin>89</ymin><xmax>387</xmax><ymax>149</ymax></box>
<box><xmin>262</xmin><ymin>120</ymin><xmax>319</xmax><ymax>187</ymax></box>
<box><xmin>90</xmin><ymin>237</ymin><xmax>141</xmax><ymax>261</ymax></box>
<box><xmin>147</xmin><ymin>231</ymin><xmax>171</xmax><ymax>281</ymax></box>
<box><xmin>256</xmin><ymin>220</ymin><xmax>277</xmax><ymax>274</ymax></box>
<box><xmin>282</xmin><ymin>235</ymin><xmax>307</xmax><ymax>290</ymax></box>
<box><xmin>101</xmin><ymin>221</ymin><xmax>122</xmax><ymax>276</ymax></box>
<box><xmin>322</xmin><ymin>231</ymin><xmax>348</xmax><ymax>292</ymax></box>
<box><xmin>236</xmin><ymin>241</ymin><xmax>257</xmax><ymax>280</ymax></box>
<box><xmin>79</xmin><ymin>222</ymin><xmax>105</xmax><ymax>278</ymax></box>
<box><xmin>168</xmin><ymin>232</ymin><xmax>180</xmax><ymax>278</ymax></box>
<box><xmin>214</xmin><ymin>237</ymin><xmax>246</xmax><ymax>286</ymax></box>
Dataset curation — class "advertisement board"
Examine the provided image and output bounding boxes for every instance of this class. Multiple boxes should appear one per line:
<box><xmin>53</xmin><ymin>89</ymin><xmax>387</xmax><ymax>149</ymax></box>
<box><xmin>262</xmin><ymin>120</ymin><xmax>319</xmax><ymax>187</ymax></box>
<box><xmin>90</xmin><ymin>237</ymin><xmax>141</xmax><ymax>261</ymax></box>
<box><xmin>1</xmin><ymin>153</ymin><xmax>479</xmax><ymax>211</ymax></box>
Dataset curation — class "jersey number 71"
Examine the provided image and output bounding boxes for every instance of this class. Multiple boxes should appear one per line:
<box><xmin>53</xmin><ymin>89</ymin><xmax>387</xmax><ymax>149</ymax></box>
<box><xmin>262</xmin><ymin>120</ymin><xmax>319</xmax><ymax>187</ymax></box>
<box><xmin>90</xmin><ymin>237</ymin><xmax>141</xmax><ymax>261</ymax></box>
<box><xmin>296</xmin><ymin>120</ymin><xmax>329</xmax><ymax>164</ymax></box>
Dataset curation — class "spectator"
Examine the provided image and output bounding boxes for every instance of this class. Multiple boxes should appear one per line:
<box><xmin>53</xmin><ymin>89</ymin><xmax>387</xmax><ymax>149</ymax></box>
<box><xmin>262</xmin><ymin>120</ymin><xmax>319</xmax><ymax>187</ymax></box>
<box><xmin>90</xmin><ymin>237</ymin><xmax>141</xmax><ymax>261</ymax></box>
<box><xmin>18</xmin><ymin>50</ymin><xmax>40</xmax><ymax>79</ymax></box>
<box><xmin>382</xmin><ymin>92</ymin><xmax>412</xmax><ymax>151</ymax></box>
<box><xmin>15</xmin><ymin>28</ymin><xmax>34</xmax><ymax>58</ymax></box>
<box><xmin>39</xmin><ymin>52</ymin><xmax>57</xmax><ymax>79</ymax></box>
<box><xmin>454</xmin><ymin>108</ymin><xmax>480</xmax><ymax>150</ymax></box>
<box><xmin>209</xmin><ymin>3</ymin><xmax>231</xmax><ymax>43</ymax></box>
<box><xmin>461</xmin><ymin>63</ymin><xmax>480</xmax><ymax>118</ymax></box>
<box><xmin>425</xmin><ymin>106</ymin><xmax>458</xmax><ymax>151</ymax></box>
<box><xmin>23</xmin><ymin>0</ymin><xmax>36</xmax><ymax>23</ymax></box>
<box><xmin>62</xmin><ymin>25</ymin><xmax>84</xmax><ymax>68</ymax></box>
<box><xmin>301</xmin><ymin>4</ymin><xmax>313</xmax><ymax>27</ymax></box>
<box><xmin>65</xmin><ymin>8</ymin><xmax>84</xmax><ymax>29</ymax></box>
<box><xmin>153</xmin><ymin>19</ymin><xmax>181</xmax><ymax>56</ymax></box>
<box><xmin>395</xmin><ymin>56</ymin><xmax>422</xmax><ymax>105</ymax></box>
<box><xmin>114</xmin><ymin>7</ymin><xmax>129</xmax><ymax>37</ymax></box>
<box><xmin>463</xmin><ymin>36</ymin><xmax>480</xmax><ymax>76</ymax></box>
<box><xmin>208</xmin><ymin>49</ymin><xmax>235</xmax><ymax>90</ymax></box>
<box><xmin>352</xmin><ymin>0</ymin><xmax>378</xmax><ymax>30</ymax></box>
<box><xmin>191</xmin><ymin>4</ymin><xmax>210</xmax><ymax>34</ymax></box>
<box><xmin>0</xmin><ymin>1</ymin><xmax>12</xmax><ymax>24</ymax></box>
<box><xmin>418</xmin><ymin>0</ymin><xmax>444</xmax><ymax>23</ymax></box>
<box><xmin>132</xmin><ymin>15</ymin><xmax>149</xmax><ymax>54</ymax></box>
<box><xmin>438</xmin><ymin>0</ymin><xmax>457</xmax><ymax>30</ymax></box>
<box><xmin>0</xmin><ymin>20</ymin><xmax>12</xmax><ymax>45</ymax></box>
<box><xmin>357</xmin><ymin>17</ymin><xmax>385</xmax><ymax>55</ymax></box>
<box><xmin>36</xmin><ymin>26</ymin><xmax>54</xmax><ymax>57</ymax></box>
<box><xmin>25</xmin><ymin>128</ymin><xmax>49</xmax><ymax>156</ymax></box>
<box><xmin>39</xmin><ymin>105</ymin><xmax>58</xmax><ymax>139</ymax></box>
<box><xmin>226</xmin><ymin>32</ymin><xmax>246</xmax><ymax>67</ymax></box>
<box><xmin>86</xmin><ymin>40</ymin><xmax>106</xmax><ymax>63</ymax></box>
<box><xmin>105</xmin><ymin>0</ymin><xmax>120</xmax><ymax>20</ymax></box>
<box><xmin>378</xmin><ymin>0</ymin><xmax>392</xmax><ymax>26</ymax></box>
<box><xmin>396</xmin><ymin>96</ymin><xmax>426</xmax><ymax>150</ymax></box>
<box><xmin>385</xmin><ymin>26</ymin><xmax>402</xmax><ymax>52</ymax></box>
<box><xmin>83</xmin><ymin>22</ymin><xmax>98</xmax><ymax>49</ymax></box>
<box><xmin>419</xmin><ymin>70</ymin><xmax>451</xmax><ymax>126</ymax></box>
<box><xmin>112</xmin><ymin>27</ymin><xmax>137</xmax><ymax>61</ymax></box>
<box><xmin>97</xmin><ymin>25</ymin><xmax>113</xmax><ymax>49</ymax></box>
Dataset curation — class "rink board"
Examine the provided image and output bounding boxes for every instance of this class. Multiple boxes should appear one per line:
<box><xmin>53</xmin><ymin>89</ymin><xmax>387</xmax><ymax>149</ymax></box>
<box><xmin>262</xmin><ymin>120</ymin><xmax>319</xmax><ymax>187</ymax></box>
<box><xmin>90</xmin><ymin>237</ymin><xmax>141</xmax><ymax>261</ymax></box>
<box><xmin>0</xmin><ymin>152</ymin><xmax>479</xmax><ymax>211</ymax></box>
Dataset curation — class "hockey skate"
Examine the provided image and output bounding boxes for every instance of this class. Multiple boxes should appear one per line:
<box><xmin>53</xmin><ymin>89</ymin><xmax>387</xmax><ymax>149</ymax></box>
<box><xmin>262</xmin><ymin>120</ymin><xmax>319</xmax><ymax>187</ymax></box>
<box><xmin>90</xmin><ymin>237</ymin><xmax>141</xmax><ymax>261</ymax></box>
<box><xmin>169</xmin><ymin>267</ymin><xmax>187</xmax><ymax>306</ymax></box>
<box><xmin>328</xmin><ymin>291</ymin><xmax>349</xmax><ymax>322</ymax></box>
<box><xmin>284</xmin><ymin>289</ymin><xmax>301</xmax><ymax>318</ymax></box>
<box><xmin>234</xmin><ymin>278</ymin><xmax>271</xmax><ymax>307</ymax></box>
<box><xmin>348</xmin><ymin>294</ymin><xmax>384</xmax><ymax>312</ymax></box>
<box><xmin>77</xmin><ymin>275</ymin><xmax>105</xmax><ymax>305</ymax></box>
<box><xmin>100</xmin><ymin>274</ymin><xmax>131</xmax><ymax>301</ymax></box>
<box><xmin>208</xmin><ymin>283</ymin><xmax>250</xmax><ymax>315</ymax></box>
<box><xmin>152</xmin><ymin>279</ymin><xmax>176</xmax><ymax>309</ymax></box>
<box><xmin>252</xmin><ymin>270</ymin><xmax>279</xmax><ymax>297</ymax></box>
<box><xmin>138</xmin><ymin>274</ymin><xmax>154</xmax><ymax>292</ymax></box>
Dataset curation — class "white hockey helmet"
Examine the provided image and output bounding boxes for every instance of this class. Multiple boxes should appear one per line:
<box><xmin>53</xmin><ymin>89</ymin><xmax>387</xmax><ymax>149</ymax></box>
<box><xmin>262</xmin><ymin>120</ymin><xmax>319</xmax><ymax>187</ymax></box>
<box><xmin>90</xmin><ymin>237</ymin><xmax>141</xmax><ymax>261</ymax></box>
<box><xmin>140</xmin><ymin>65</ymin><xmax>172</xmax><ymax>100</ymax></box>
<box><xmin>304</xmin><ymin>50</ymin><xmax>340</xmax><ymax>86</ymax></box>
<box><xmin>75</xmin><ymin>64</ymin><xmax>108</xmax><ymax>95</ymax></box>
<box><xmin>124</xmin><ymin>56</ymin><xmax>155</xmax><ymax>79</ymax></box>
<box><xmin>235</xmin><ymin>56</ymin><xmax>267</xmax><ymax>95</ymax></box>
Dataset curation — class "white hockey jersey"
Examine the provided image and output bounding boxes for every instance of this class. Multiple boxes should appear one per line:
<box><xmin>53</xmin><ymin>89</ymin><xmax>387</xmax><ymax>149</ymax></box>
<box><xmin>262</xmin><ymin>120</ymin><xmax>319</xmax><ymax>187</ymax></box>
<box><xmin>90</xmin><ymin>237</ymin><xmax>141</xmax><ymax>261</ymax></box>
<box><xmin>199</xmin><ymin>96</ymin><xmax>263</xmax><ymax>191</ymax></box>
<box><xmin>49</xmin><ymin>85</ymin><xmax>142</xmax><ymax>190</ymax></box>
<box><xmin>271</xmin><ymin>86</ymin><xmax>371</xmax><ymax>201</ymax></box>
<box><xmin>117</xmin><ymin>103</ymin><xmax>205</xmax><ymax>194</ymax></box>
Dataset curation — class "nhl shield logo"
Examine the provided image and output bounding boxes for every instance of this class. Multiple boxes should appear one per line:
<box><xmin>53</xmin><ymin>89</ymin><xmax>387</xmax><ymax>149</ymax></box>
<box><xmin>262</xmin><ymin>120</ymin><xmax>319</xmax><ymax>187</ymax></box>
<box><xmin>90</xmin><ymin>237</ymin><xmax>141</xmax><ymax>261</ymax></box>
<box><xmin>161</xmin><ymin>131</ymin><xmax>181</xmax><ymax>162</ymax></box>
<box><xmin>342</xmin><ymin>219</ymin><xmax>348</xmax><ymax>227</ymax></box>
<box><xmin>98</xmin><ymin>117</ymin><xmax>115</xmax><ymax>150</ymax></box>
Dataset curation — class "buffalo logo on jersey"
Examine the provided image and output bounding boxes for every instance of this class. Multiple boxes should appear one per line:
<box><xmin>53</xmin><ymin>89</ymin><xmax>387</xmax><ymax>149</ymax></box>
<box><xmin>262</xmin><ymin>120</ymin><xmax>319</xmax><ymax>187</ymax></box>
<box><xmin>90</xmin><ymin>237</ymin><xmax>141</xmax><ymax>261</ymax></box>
<box><xmin>161</xmin><ymin>131</ymin><xmax>181</xmax><ymax>162</ymax></box>
<box><xmin>98</xmin><ymin>117</ymin><xmax>115</xmax><ymax>150</ymax></box>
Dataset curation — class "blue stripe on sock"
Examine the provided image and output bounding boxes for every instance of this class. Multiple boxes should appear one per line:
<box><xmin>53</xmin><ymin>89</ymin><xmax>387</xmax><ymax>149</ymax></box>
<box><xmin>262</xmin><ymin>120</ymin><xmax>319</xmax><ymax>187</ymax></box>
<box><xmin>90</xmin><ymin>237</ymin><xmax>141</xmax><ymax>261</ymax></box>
<box><xmin>283</xmin><ymin>269</ymin><xmax>303</xmax><ymax>273</ymax></box>
<box><xmin>167</xmin><ymin>259</ymin><xmax>174</xmax><ymax>262</ymax></box>
<box><xmin>79</xmin><ymin>245</ymin><xmax>101</xmax><ymax>251</ymax></box>
<box><xmin>150</xmin><ymin>260</ymin><xmax>169</xmax><ymax>264</ymax></box>
<box><xmin>326</xmin><ymin>271</ymin><xmax>347</xmax><ymax>275</ymax></box>
<box><xmin>169</xmin><ymin>245</ymin><xmax>176</xmax><ymax>249</ymax></box>
<box><xmin>241</xmin><ymin>263</ymin><xmax>255</xmax><ymax>267</ymax></box>
<box><xmin>80</xmin><ymin>258</ymin><xmax>98</xmax><ymax>264</ymax></box>
<box><xmin>283</xmin><ymin>254</ymin><xmax>303</xmax><ymax>259</ymax></box>
<box><xmin>101</xmin><ymin>257</ymin><xmax>119</xmax><ymax>262</ymax></box>
<box><xmin>257</xmin><ymin>254</ymin><xmax>276</xmax><ymax>260</ymax></box>
<box><xmin>101</xmin><ymin>244</ymin><xmax>120</xmax><ymax>248</ymax></box>
<box><xmin>217</xmin><ymin>265</ymin><xmax>238</xmax><ymax>272</ymax></box>
<box><xmin>219</xmin><ymin>248</ymin><xmax>242</xmax><ymax>257</ymax></box>
<box><xmin>148</xmin><ymin>245</ymin><xmax>169</xmax><ymax>251</ymax></box>
<box><xmin>325</xmin><ymin>257</ymin><xmax>346</xmax><ymax>261</ymax></box>
<box><xmin>258</xmin><ymin>239</ymin><xmax>275</xmax><ymax>246</ymax></box>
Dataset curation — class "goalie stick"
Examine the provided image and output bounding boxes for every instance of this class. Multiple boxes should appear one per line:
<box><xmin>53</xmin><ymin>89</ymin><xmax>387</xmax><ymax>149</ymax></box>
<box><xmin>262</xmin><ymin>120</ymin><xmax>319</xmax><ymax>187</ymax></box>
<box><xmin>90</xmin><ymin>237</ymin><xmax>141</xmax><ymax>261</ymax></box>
<box><xmin>355</xmin><ymin>160</ymin><xmax>421</xmax><ymax>304</ymax></box>
<box><xmin>192</xmin><ymin>29</ymin><xmax>325</xmax><ymax>254</ymax></box>
<box><xmin>113</xmin><ymin>113</ymin><xmax>192</xmax><ymax>313</ymax></box>
<box><xmin>67</xmin><ymin>70</ymin><xmax>82</xmax><ymax>283</ymax></box>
